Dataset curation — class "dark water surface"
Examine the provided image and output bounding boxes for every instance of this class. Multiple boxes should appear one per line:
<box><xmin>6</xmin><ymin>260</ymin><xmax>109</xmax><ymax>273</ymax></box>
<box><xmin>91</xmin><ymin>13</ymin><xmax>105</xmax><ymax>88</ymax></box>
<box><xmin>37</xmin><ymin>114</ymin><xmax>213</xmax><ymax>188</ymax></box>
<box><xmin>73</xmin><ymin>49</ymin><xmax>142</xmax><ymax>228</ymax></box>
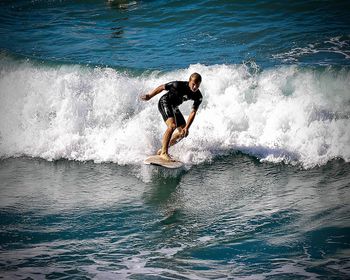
<box><xmin>0</xmin><ymin>0</ymin><xmax>349</xmax><ymax>69</ymax></box>
<box><xmin>1</xmin><ymin>157</ymin><xmax>349</xmax><ymax>279</ymax></box>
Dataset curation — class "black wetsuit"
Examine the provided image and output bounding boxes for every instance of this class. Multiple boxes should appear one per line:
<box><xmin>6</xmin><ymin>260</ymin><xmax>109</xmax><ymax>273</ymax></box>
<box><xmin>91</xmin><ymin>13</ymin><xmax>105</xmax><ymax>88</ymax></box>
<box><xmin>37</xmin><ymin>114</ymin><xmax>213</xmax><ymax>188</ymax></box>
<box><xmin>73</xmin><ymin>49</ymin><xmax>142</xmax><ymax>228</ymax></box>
<box><xmin>158</xmin><ymin>81</ymin><xmax>203</xmax><ymax>127</ymax></box>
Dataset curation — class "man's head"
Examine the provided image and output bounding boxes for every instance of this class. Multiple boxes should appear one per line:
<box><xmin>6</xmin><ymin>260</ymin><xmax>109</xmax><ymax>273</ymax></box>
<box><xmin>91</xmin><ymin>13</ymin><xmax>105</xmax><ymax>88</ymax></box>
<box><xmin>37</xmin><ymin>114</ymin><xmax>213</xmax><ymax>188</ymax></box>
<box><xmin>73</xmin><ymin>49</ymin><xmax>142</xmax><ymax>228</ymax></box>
<box><xmin>188</xmin><ymin>72</ymin><xmax>202</xmax><ymax>92</ymax></box>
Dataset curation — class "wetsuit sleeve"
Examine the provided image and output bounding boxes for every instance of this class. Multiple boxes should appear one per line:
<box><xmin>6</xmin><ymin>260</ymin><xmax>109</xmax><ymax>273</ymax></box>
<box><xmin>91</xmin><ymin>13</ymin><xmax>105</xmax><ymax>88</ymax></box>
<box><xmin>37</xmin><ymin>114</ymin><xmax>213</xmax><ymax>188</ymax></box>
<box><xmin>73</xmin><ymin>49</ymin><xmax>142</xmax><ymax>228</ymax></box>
<box><xmin>164</xmin><ymin>81</ymin><xmax>177</xmax><ymax>91</ymax></box>
<box><xmin>192</xmin><ymin>91</ymin><xmax>203</xmax><ymax>111</ymax></box>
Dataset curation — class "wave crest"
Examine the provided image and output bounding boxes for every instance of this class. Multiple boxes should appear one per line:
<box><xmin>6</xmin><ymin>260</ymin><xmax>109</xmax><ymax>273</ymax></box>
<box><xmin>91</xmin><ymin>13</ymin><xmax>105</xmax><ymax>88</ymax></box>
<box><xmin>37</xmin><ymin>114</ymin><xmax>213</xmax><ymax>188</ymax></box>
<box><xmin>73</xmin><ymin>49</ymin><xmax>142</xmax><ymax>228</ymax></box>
<box><xmin>0</xmin><ymin>57</ymin><xmax>349</xmax><ymax>168</ymax></box>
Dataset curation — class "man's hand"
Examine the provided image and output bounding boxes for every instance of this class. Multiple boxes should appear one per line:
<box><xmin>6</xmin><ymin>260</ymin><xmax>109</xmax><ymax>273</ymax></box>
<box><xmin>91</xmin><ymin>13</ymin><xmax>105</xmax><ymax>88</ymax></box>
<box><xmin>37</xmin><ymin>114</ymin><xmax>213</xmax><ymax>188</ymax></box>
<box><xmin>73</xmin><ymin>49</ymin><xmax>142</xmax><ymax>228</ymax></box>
<box><xmin>140</xmin><ymin>94</ymin><xmax>151</xmax><ymax>101</ymax></box>
<box><xmin>141</xmin><ymin>84</ymin><xmax>165</xmax><ymax>101</ymax></box>
<box><xmin>181</xmin><ymin>127</ymin><xmax>189</xmax><ymax>138</ymax></box>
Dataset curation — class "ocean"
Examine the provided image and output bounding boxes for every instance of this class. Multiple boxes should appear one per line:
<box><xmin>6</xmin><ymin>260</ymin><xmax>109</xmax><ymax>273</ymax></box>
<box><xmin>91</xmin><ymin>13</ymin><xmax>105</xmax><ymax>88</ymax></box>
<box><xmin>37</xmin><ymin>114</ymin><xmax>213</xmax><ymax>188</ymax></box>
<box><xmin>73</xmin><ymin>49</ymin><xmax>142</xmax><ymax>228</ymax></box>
<box><xmin>0</xmin><ymin>0</ymin><xmax>349</xmax><ymax>279</ymax></box>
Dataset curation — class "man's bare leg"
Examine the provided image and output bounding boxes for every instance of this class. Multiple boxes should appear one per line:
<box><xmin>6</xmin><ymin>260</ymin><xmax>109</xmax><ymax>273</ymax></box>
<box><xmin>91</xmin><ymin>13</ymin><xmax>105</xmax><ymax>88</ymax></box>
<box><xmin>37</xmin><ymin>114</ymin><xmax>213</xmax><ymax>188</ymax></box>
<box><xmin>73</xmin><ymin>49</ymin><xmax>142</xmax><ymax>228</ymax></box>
<box><xmin>169</xmin><ymin>126</ymin><xmax>185</xmax><ymax>146</ymax></box>
<box><xmin>159</xmin><ymin>118</ymin><xmax>176</xmax><ymax>161</ymax></box>
<box><xmin>157</xmin><ymin>126</ymin><xmax>185</xmax><ymax>155</ymax></box>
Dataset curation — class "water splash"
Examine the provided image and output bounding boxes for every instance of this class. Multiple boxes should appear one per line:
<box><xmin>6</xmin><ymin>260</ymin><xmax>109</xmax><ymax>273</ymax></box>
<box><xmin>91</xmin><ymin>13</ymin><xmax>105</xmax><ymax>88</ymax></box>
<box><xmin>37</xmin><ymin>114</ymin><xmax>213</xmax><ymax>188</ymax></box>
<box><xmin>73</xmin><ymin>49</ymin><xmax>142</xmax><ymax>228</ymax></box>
<box><xmin>0</xmin><ymin>56</ymin><xmax>349</xmax><ymax>168</ymax></box>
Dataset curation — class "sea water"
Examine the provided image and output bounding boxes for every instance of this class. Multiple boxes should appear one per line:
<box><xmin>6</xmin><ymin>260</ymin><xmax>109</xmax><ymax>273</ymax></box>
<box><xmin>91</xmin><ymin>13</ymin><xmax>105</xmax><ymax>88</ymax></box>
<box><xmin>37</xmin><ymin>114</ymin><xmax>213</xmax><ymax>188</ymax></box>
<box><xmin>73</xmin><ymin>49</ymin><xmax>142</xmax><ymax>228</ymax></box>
<box><xmin>0</xmin><ymin>1</ymin><xmax>350</xmax><ymax>279</ymax></box>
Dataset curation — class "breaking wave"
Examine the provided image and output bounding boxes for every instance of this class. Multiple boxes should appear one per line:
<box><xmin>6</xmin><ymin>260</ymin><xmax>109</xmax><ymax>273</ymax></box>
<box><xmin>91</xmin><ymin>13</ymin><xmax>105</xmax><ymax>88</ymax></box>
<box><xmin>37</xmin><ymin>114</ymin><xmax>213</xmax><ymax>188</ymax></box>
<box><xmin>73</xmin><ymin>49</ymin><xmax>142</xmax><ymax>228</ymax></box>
<box><xmin>0</xmin><ymin>54</ymin><xmax>349</xmax><ymax>168</ymax></box>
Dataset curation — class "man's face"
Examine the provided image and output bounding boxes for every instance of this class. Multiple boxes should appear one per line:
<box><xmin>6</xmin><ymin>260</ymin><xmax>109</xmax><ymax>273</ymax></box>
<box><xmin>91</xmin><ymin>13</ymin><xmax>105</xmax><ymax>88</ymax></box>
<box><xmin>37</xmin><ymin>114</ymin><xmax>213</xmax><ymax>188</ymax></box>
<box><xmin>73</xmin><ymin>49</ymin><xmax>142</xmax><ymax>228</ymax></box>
<box><xmin>189</xmin><ymin>79</ymin><xmax>201</xmax><ymax>92</ymax></box>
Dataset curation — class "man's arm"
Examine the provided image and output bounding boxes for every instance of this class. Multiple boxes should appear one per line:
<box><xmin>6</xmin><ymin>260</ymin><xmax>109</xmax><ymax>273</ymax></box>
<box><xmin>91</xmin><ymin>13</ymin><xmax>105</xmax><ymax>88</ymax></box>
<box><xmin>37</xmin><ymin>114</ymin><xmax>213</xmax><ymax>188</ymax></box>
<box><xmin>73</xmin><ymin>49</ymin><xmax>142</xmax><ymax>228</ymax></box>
<box><xmin>141</xmin><ymin>84</ymin><xmax>165</xmax><ymax>101</ymax></box>
<box><xmin>183</xmin><ymin>92</ymin><xmax>202</xmax><ymax>136</ymax></box>
<box><xmin>182</xmin><ymin>109</ymin><xmax>197</xmax><ymax>137</ymax></box>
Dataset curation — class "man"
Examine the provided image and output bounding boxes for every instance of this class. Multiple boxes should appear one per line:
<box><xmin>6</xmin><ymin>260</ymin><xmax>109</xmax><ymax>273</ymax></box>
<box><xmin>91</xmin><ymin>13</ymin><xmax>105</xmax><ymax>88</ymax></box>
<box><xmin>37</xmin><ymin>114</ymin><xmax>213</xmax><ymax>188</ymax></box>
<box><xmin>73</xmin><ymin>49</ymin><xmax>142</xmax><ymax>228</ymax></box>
<box><xmin>141</xmin><ymin>73</ymin><xmax>203</xmax><ymax>161</ymax></box>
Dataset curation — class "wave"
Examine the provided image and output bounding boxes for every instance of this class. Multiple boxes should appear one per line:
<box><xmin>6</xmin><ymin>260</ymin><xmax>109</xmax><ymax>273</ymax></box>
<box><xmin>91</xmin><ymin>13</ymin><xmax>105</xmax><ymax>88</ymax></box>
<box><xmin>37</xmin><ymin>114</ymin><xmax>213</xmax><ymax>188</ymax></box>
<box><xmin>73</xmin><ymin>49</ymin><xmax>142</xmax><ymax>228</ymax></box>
<box><xmin>0</xmin><ymin>55</ymin><xmax>349</xmax><ymax>168</ymax></box>
<box><xmin>272</xmin><ymin>35</ymin><xmax>350</xmax><ymax>65</ymax></box>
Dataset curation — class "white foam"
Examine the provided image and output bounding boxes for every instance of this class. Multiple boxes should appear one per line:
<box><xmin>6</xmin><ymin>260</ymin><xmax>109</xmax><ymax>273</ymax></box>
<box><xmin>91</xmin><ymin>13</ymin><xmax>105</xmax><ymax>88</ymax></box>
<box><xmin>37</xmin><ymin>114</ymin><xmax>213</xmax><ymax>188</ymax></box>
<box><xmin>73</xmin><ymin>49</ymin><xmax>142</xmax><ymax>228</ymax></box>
<box><xmin>0</xmin><ymin>57</ymin><xmax>349</xmax><ymax>168</ymax></box>
<box><xmin>272</xmin><ymin>36</ymin><xmax>350</xmax><ymax>63</ymax></box>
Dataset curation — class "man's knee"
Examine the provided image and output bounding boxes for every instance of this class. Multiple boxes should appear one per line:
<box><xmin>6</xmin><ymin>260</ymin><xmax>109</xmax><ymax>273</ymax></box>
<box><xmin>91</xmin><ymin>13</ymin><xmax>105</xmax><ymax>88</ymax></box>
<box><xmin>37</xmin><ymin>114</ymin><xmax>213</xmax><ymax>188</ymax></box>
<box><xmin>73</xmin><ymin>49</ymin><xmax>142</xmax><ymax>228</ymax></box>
<box><xmin>166</xmin><ymin>119</ymin><xmax>176</xmax><ymax>131</ymax></box>
<box><xmin>176</xmin><ymin>126</ymin><xmax>184</xmax><ymax>136</ymax></box>
<box><xmin>168</xmin><ymin>124</ymin><xmax>176</xmax><ymax>132</ymax></box>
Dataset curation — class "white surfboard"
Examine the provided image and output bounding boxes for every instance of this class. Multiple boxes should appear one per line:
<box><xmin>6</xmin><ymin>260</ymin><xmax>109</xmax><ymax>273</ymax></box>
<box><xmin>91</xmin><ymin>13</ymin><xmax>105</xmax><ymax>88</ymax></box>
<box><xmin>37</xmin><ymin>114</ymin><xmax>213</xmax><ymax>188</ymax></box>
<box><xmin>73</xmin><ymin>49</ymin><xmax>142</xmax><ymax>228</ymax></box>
<box><xmin>144</xmin><ymin>155</ymin><xmax>184</xmax><ymax>169</ymax></box>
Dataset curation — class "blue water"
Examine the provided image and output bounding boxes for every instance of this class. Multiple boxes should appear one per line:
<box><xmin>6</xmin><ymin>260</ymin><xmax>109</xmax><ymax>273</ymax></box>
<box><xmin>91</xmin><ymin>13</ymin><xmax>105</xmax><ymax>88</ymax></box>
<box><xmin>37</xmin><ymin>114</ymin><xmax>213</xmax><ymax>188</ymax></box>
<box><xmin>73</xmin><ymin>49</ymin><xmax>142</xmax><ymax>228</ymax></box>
<box><xmin>1</xmin><ymin>0</ymin><xmax>349</xmax><ymax>69</ymax></box>
<box><xmin>0</xmin><ymin>1</ymin><xmax>350</xmax><ymax>279</ymax></box>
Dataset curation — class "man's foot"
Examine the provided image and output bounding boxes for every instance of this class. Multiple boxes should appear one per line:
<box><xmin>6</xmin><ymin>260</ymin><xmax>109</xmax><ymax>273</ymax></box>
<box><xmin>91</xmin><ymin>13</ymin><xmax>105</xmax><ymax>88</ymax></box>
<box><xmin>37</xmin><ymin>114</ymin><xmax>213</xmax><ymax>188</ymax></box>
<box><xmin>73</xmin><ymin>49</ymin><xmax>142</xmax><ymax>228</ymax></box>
<box><xmin>157</xmin><ymin>148</ymin><xmax>162</xmax><ymax>155</ymax></box>
<box><xmin>159</xmin><ymin>153</ymin><xmax>175</xmax><ymax>162</ymax></box>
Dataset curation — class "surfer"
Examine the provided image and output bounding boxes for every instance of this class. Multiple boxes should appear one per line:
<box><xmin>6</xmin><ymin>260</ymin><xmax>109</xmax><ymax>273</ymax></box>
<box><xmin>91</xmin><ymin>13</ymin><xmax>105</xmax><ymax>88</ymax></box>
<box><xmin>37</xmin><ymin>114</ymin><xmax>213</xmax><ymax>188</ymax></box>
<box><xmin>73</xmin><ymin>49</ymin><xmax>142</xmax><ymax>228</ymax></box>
<box><xmin>141</xmin><ymin>73</ymin><xmax>203</xmax><ymax>161</ymax></box>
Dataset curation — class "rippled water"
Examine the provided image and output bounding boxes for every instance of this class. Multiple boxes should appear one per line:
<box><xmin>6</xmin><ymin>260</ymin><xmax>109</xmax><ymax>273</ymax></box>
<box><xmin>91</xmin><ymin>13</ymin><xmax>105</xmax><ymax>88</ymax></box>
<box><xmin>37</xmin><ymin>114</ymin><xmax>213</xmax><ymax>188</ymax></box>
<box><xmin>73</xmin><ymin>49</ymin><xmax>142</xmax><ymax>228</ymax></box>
<box><xmin>1</xmin><ymin>0</ymin><xmax>349</xmax><ymax>69</ymax></box>
<box><xmin>1</xmin><ymin>157</ymin><xmax>349</xmax><ymax>279</ymax></box>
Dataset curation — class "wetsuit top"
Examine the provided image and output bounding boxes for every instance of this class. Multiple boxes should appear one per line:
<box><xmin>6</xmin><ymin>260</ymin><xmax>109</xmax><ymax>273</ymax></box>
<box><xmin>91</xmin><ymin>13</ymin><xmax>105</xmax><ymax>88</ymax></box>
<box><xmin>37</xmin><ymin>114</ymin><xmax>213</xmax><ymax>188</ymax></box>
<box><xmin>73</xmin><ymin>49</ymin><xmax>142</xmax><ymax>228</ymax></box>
<box><xmin>164</xmin><ymin>81</ymin><xmax>203</xmax><ymax>110</ymax></box>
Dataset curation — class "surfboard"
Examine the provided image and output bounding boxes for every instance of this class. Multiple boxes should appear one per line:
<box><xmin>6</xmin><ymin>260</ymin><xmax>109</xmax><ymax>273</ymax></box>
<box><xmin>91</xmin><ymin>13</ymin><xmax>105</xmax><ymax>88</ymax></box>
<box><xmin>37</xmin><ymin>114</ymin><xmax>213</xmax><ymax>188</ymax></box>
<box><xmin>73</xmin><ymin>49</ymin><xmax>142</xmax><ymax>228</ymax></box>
<box><xmin>144</xmin><ymin>155</ymin><xmax>184</xmax><ymax>169</ymax></box>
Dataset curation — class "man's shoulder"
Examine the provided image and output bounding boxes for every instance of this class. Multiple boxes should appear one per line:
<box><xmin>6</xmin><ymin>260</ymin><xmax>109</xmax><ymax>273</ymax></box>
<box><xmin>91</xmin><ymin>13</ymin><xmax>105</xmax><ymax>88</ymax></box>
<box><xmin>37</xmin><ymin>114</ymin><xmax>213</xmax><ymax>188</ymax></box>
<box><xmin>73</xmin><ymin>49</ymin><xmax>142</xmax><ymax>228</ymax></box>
<box><xmin>175</xmin><ymin>81</ymin><xmax>188</xmax><ymax>89</ymax></box>
<box><xmin>165</xmin><ymin>80</ymin><xmax>183</xmax><ymax>90</ymax></box>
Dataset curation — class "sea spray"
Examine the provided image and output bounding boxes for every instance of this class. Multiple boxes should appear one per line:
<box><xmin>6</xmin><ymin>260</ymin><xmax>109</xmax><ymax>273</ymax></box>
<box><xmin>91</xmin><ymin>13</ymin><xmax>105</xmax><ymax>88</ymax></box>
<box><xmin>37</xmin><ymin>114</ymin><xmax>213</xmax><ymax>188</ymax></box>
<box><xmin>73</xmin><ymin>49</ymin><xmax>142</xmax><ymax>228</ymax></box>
<box><xmin>0</xmin><ymin>57</ymin><xmax>349</xmax><ymax>168</ymax></box>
